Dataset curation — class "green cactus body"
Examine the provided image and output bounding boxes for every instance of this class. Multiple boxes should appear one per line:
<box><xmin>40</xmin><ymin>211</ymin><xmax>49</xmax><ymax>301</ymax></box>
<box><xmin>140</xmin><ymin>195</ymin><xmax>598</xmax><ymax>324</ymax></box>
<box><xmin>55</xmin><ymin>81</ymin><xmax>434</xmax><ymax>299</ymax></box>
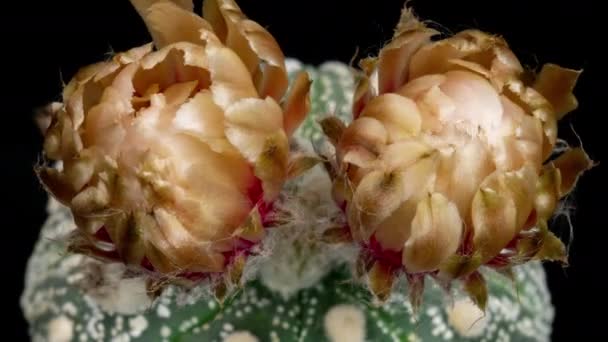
<box><xmin>22</xmin><ymin>60</ymin><xmax>553</xmax><ymax>342</ymax></box>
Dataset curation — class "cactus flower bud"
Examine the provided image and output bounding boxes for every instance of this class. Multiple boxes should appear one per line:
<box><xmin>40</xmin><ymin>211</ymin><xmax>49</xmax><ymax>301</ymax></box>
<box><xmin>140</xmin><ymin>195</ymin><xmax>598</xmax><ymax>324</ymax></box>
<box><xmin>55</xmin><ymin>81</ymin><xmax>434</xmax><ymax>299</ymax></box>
<box><xmin>323</xmin><ymin>7</ymin><xmax>592</xmax><ymax>303</ymax></box>
<box><xmin>38</xmin><ymin>0</ymin><xmax>310</xmax><ymax>282</ymax></box>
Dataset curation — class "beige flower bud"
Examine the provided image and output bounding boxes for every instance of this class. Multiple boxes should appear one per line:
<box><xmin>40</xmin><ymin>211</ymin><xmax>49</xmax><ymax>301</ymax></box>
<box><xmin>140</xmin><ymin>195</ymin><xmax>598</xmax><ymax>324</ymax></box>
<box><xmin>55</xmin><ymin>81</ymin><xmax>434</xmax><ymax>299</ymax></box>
<box><xmin>324</xmin><ymin>7</ymin><xmax>592</xmax><ymax>280</ymax></box>
<box><xmin>38</xmin><ymin>0</ymin><xmax>310</xmax><ymax>278</ymax></box>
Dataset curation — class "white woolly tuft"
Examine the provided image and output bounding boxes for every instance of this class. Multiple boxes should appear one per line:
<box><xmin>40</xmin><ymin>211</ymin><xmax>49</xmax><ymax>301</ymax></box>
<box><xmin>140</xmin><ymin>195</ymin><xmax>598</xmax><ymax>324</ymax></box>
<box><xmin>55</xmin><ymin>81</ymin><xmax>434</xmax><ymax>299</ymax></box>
<box><xmin>256</xmin><ymin>163</ymin><xmax>358</xmax><ymax>298</ymax></box>
<box><xmin>255</xmin><ymin>137</ymin><xmax>357</xmax><ymax>296</ymax></box>
<box><xmin>78</xmin><ymin>262</ymin><xmax>152</xmax><ymax>315</ymax></box>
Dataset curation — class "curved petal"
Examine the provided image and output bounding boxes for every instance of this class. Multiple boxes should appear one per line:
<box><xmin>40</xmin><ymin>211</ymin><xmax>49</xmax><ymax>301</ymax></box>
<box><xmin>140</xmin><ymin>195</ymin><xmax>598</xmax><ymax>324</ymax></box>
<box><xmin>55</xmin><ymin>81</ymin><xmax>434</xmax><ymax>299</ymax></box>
<box><xmin>535</xmin><ymin>165</ymin><xmax>561</xmax><ymax>220</ymax></box>
<box><xmin>254</xmin><ymin>131</ymin><xmax>289</xmax><ymax>201</ymax></box>
<box><xmin>282</xmin><ymin>71</ymin><xmax>311</xmax><ymax>136</ymax></box>
<box><xmin>204</xmin><ymin>0</ymin><xmax>288</xmax><ymax>100</ymax></box>
<box><xmin>435</xmin><ymin>140</ymin><xmax>494</xmax><ymax>223</ymax></box>
<box><xmin>141</xmin><ymin>1</ymin><xmax>213</xmax><ymax>48</ymax></box>
<box><xmin>550</xmin><ymin>147</ymin><xmax>593</xmax><ymax>196</ymax></box>
<box><xmin>533</xmin><ymin>63</ymin><xmax>581</xmax><ymax>119</ymax></box>
<box><xmin>360</xmin><ymin>94</ymin><xmax>422</xmax><ymax>142</ymax></box>
<box><xmin>173</xmin><ymin>90</ymin><xmax>225</xmax><ymax>141</ymax></box>
<box><xmin>374</xmin><ymin>197</ymin><xmax>418</xmax><ymax>251</ymax></box>
<box><xmin>349</xmin><ymin>170</ymin><xmax>407</xmax><ymax>242</ymax></box>
<box><xmin>503</xmin><ymin>79</ymin><xmax>557</xmax><ymax>159</ymax></box>
<box><xmin>149</xmin><ymin>208</ymin><xmax>227</xmax><ymax>272</ymax></box>
<box><xmin>224</xmin><ymin>97</ymin><xmax>284</xmax><ymax>162</ymax></box>
<box><xmin>438</xmin><ymin>70</ymin><xmax>503</xmax><ymax>135</ymax></box>
<box><xmin>338</xmin><ymin>117</ymin><xmax>387</xmax><ymax>166</ymax></box>
<box><xmin>377</xmin><ymin>26</ymin><xmax>437</xmax><ymax>93</ymax></box>
<box><xmin>402</xmin><ymin>193</ymin><xmax>462</xmax><ymax>273</ymax></box>
<box><xmin>130</xmin><ymin>0</ymin><xmax>193</xmax><ymax>16</ymax></box>
<box><xmin>471</xmin><ymin>171</ymin><xmax>518</xmax><ymax>263</ymax></box>
<box><xmin>378</xmin><ymin>140</ymin><xmax>435</xmax><ymax>174</ymax></box>
<box><xmin>206</xmin><ymin>42</ymin><xmax>258</xmax><ymax>109</ymax></box>
<box><xmin>134</xmin><ymin>43</ymin><xmax>211</xmax><ymax>97</ymax></box>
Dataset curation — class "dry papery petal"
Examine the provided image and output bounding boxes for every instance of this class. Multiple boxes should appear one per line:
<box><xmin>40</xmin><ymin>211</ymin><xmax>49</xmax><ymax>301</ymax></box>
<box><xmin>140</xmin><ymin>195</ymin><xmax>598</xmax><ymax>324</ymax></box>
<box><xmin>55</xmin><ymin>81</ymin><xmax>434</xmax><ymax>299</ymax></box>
<box><xmin>329</xmin><ymin>3</ymin><xmax>591</xmax><ymax>306</ymax></box>
<box><xmin>38</xmin><ymin>0</ymin><xmax>310</xmax><ymax>287</ymax></box>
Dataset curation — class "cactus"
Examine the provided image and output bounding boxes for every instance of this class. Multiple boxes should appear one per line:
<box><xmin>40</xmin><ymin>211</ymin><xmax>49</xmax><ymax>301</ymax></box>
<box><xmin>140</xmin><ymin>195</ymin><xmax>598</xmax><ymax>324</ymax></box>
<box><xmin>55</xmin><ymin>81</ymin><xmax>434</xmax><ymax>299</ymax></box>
<box><xmin>22</xmin><ymin>60</ymin><xmax>554</xmax><ymax>342</ymax></box>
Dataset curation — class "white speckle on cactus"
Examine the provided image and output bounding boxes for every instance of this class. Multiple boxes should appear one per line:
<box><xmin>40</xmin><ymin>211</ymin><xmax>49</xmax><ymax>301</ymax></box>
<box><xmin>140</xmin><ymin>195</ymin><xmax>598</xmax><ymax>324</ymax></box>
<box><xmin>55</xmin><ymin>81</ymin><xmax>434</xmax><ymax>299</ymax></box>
<box><xmin>281</xmin><ymin>322</ymin><xmax>290</xmax><ymax>329</ymax></box>
<box><xmin>408</xmin><ymin>332</ymin><xmax>422</xmax><ymax>342</ymax></box>
<box><xmin>223</xmin><ymin>331</ymin><xmax>259</xmax><ymax>342</ymax></box>
<box><xmin>223</xmin><ymin>323</ymin><xmax>235</xmax><ymax>332</ymax></box>
<box><xmin>62</xmin><ymin>302</ymin><xmax>77</xmax><ymax>316</ymax></box>
<box><xmin>244</xmin><ymin>305</ymin><xmax>252</xmax><ymax>313</ymax></box>
<box><xmin>128</xmin><ymin>316</ymin><xmax>148</xmax><ymax>338</ymax></box>
<box><xmin>324</xmin><ymin>304</ymin><xmax>366</xmax><ymax>342</ymax></box>
<box><xmin>277</xmin><ymin>305</ymin><xmax>284</xmax><ymax>313</ymax></box>
<box><xmin>447</xmin><ymin>298</ymin><xmax>489</xmax><ymax>337</ymax></box>
<box><xmin>160</xmin><ymin>326</ymin><xmax>171</xmax><ymax>338</ymax></box>
<box><xmin>113</xmin><ymin>333</ymin><xmax>131</xmax><ymax>342</ymax></box>
<box><xmin>269</xmin><ymin>330</ymin><xmax>280</xmax><ymax>342</ymax></box>
<box><xmin>208</xmin><ymin>301</ymin><xmax>217</xmax><ymax>309</ymax></box>
<box><xmin>156</xmin><ymin>304</ymin><xmax>170</xmax><ymax>318</ymax></box>
<box><xmin>47</xmin><ymin>315</ymin><xmax>74</xmax><ymax>342</ymax></box>
<box><xmin>202</xmin><ymin>323</ymin><xmax>210</xmax><ymax>331</ymax></box>
<box><xmin>79</xmin><ymin>332</ymin><xmax>87</xmax><ymax>341</ymax></box>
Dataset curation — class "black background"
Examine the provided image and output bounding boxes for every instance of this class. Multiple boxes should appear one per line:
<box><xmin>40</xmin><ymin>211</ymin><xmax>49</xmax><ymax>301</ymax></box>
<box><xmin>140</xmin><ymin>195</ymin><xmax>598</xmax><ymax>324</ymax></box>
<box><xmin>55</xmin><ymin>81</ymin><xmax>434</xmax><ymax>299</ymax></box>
<box><xmin>3</xmin><ymin>0</ymin><xmax>605</xmax><ymax>340</ymax></box>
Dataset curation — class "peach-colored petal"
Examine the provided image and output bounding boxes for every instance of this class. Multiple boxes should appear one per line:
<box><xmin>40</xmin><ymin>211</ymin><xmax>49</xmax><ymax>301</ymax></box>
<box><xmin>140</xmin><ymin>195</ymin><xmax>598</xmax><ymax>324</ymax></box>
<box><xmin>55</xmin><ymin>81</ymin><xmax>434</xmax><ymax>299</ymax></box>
<box><xmin>550</xmin><ymin>147</ymin><xmax>593</xmax><ymax>196</ymax></box>
<box><xmin>139</xmin><ymin>1</ymin><xmax>213</xmax><ymax>48</ymax></box>
<box><xmin>70</xmin><ymin>181</ymin><xmax>111</xmax><ymax>215</ymax></box>
<box><xmin>397</xmin><ymin>75</ymin><xmax>453</xmax><ymax>133</ymax></box>
<box><xmin>173</xmin><ymin>90</ymin><xmax>225</xmax><ymax>142</ymax></box>
<box><xmin>360</xmin><ymin>94</ymin><xmax>422</xmax><ymax>142</ymax></box>
<box><xmin>233</xmin><ymin>208</ymin><xmax>265</xmax><ymax>243</ymax></box>
<box><xmin>319</xmin><ymin>116</ymin><xmax>346</xmax><ymax>147</ymax></box>
<box><xmin>374</xmin><ymin>198</ymin><xmax>418</xmax><ymax>251</ymax></box>
<box><xmin>224</xmin><ymin>97</ymin><xmax>284</xmax><ymax>162</ymax></box>
<box><xmin>503</xmin><ymin>79</ymin><xmax>557</xmax><ymax>159</ymax></box>
<box><xmin>205</xmin><ymin>0</ymin><xmax>288</xmax><ymax>100</ymax></box>
<box><xmin>150</xmin><ymin>208</ymin><xmax>227</xmax><ymax>272</ymax></box>
<box><xmin>338</xmin><ymin>117</ymin><xmax>387</xmax><ymax>166</ymax></box>
<box><xmin>254</xmin><ymin>131</ymin><xmax>289</xmax><ymax>201</ymax></box>
<box><xmin>533</xmin><ymin>63</ymin><xmax>581</xmax><ymax>119</ymax></box>
<box><xmin>535</xmin><ymin>165</ymin><xmax>561</xmax><ymax>221</ymax></box>
<box><xmin>378</xmin><ymin>140</ymin><xmax>434</xmax><ymax>172</ymax></box>
<box><xmin>353</xmin><ymin>58</ymin><xmax>377</xmax><ymax>117</ymax></box>
<box><xmin>402</xmin><ymin>193</ymin><xmax>462</xmax><ymax>273</ymax></box>
<box><xmin>134</xmin><ymin>43</ymin><xmax>211</xmax><ymax>94</ymax></box>
<box><xmin>471</xmin><ymin>170</ymin><xmax>519</xmax><ymax>263</ymax></box>
<box><xmin>435</xmin><ymin>141</ymin><xmax>494</xmax><ymax>223</ymax></box>
<box><xmin>349</xmin><ymin>170</ymin><xmax>407</xmax><ymax>242</ymax></box>
<box><xmin>368</xmin><ymin>261</ymin><xmax>395</xmax><ymax>302</ymax></box>
<box><xmin>438</xmin><ymin>71</ymin><xmax>503</xmax><ymax>135</ymax></box>
<box><xmin>377</xmin><ymin>28</ymin><xmax>437</xmax><ymax>93</ymax></box>
<box><xmin>205</xmin><ymin>42</ymin><xmax>258</xmax><ymax>109</ymax></box>
<box><xmin>130</xmin><ymin>0</ymin><xmax>193</xmax><ymax>16</ymax></box>
<box><xmin>282</xmin><ymin>71</ymin><xmax>311</xmax><ymax>136</ymax></box>
<box><xmin>241</xmin><ymin>19</ymin><xmax>289</xmax><ymax>100</ymax></box>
